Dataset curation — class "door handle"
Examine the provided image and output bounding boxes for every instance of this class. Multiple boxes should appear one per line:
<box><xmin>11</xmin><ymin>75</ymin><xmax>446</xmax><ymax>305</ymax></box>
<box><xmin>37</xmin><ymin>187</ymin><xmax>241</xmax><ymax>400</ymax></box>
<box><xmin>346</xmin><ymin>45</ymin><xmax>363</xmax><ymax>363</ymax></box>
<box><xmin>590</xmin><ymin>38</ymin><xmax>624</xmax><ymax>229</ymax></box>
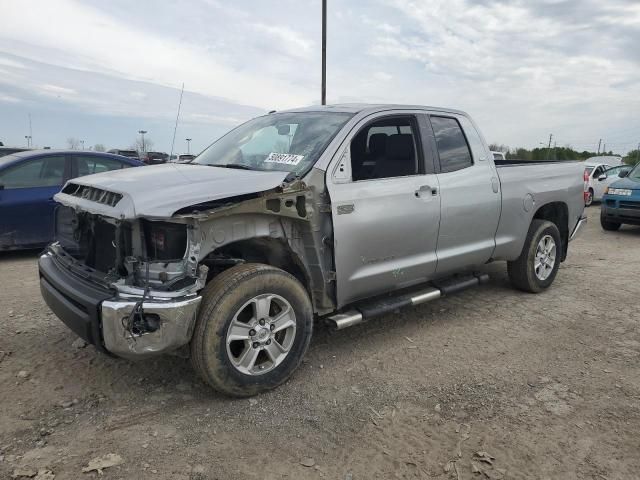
<box><xmin>415</xmin><ymin>185</ymin><xmax>438</xmax><ymax>197</ymax></box>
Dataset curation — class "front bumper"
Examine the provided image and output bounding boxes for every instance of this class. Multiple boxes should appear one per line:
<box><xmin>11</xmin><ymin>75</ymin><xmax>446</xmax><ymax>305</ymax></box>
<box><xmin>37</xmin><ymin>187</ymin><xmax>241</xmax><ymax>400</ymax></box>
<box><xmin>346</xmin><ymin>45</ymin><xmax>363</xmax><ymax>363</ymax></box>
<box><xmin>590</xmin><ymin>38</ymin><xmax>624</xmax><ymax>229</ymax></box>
<box><xmin>602</xmin><ymin>198</ymin><xmax>640</xmax><ymax>225</ymax></box>
<box><xmin>39</xmin><ymin>250</ymin><xmax>201</xmax><ymax>359</ymax></box>
<box><xmin>101</xmin><ymin>296</ymin><xmax>201</xmax><ymax>359</ymax></box>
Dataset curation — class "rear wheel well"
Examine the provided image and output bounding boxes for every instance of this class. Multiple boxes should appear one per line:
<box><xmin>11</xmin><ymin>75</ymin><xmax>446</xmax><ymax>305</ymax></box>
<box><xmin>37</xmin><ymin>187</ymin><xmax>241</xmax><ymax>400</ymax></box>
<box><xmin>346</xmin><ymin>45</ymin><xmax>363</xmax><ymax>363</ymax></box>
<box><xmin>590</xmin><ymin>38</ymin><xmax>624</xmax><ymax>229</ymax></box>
<box><xmin>201</xmin><ymin>238</ymin><xmax>312</xmax><ymax>303</ymax></box>
<box><xmin>533</xmin><ymin>202</ymin><xmax>569</xmax><ymax>261</ymax></box>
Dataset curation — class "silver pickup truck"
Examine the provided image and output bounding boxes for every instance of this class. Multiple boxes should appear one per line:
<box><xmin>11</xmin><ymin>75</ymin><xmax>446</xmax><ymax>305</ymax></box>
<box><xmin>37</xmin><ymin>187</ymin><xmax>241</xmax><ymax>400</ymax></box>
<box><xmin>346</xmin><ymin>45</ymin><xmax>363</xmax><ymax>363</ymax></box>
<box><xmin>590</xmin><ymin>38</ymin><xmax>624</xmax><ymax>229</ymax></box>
<box><xmin>39</xmin><ymin>104</ymin><xmax>586</xmax><ymax>396</ymax></box>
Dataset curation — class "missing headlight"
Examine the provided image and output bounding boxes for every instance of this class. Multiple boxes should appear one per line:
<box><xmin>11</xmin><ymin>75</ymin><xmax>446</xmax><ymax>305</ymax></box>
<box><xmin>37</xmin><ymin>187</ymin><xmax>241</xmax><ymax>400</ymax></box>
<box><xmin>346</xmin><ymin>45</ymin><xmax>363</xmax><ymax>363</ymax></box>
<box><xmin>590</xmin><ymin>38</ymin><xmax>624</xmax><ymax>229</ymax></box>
<box><xmin>142</xmin><ymin>220</ymin><xmax>188</xmax><ymax>261</ymax></box>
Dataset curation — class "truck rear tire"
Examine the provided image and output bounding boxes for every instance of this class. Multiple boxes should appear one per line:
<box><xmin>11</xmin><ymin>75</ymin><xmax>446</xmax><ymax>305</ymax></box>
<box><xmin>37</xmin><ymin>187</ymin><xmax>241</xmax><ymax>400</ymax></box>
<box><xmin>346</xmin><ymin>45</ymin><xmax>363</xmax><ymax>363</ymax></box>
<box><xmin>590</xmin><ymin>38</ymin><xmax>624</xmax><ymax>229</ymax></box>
<box><xmin>190</xmin><ymin>263</ymin><xmax>313</xmax><ymax>397</ymax></box>
<box><xmin>600</xmin><ymin>212</ymin><xmax>621</xmax><ymax>231</ymax></box>
<box><xmin>507</xmin><ymin>219</ymin><xmax>562</xmax><ymax>293</ymax></box>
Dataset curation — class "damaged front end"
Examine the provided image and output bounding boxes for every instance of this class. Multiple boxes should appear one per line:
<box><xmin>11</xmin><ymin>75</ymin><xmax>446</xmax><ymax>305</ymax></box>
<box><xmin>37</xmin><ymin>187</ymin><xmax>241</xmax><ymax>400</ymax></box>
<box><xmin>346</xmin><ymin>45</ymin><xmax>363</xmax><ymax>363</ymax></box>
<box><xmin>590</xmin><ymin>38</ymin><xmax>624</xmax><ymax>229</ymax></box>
<box><xmin>39</xmin><ymin>165</ymin><xmax>336</xmax><ymax>360</ymax></box>
<box><xmin>41</xmin><ymin>204</ymin><xmax>208</xmax><ymax>359</ymax></box>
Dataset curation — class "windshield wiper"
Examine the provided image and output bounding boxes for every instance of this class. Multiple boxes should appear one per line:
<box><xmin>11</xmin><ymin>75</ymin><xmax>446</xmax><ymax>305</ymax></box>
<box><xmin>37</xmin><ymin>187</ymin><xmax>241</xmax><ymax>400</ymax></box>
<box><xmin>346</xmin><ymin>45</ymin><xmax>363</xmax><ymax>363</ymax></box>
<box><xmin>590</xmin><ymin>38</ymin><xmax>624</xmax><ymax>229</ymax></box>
<box><xmin>212</xmin><ymin>163</ymin><xmax>255</xmax><ymax>171</ymax></box>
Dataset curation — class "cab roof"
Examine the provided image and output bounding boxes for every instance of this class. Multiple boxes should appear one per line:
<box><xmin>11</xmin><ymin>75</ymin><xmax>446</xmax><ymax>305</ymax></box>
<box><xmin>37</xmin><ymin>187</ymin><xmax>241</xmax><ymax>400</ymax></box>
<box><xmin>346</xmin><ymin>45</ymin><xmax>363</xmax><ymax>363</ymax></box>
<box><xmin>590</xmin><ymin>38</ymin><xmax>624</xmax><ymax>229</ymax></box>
<box><xmin>277</xmin><ymin>103</ymin><xmax>467</xmax><ymax>116</ymax></box>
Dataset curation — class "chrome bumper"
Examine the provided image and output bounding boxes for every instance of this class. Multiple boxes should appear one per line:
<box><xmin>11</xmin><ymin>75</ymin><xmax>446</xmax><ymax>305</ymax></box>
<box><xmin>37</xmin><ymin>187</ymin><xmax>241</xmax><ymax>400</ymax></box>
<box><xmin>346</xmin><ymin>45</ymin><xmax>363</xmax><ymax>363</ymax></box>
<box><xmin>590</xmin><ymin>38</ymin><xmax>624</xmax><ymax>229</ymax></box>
<box><xmin>569</xmin><ymin>214</ymin><xmax>588</xmax><ymax>241</ymax></box>
<box><xmin>101</xmin><ymin>295</ymin><xmax>201</xmax><ymax>360</ymax></box>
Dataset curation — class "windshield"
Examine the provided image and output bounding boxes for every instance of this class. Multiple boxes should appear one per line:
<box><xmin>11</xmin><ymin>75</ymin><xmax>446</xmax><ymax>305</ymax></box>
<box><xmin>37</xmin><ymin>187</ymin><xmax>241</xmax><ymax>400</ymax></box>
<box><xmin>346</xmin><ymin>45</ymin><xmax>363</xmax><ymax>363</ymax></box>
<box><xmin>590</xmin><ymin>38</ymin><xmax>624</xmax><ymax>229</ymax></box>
<box><xmin>629</xmin><ymin>163</ymin><xmax>640</xmax><ymax>180</ymax></box>
<box><xmin>195</xmin><ymin>112</ymin><xmax>353</xmax><ymax>174</ymax></box>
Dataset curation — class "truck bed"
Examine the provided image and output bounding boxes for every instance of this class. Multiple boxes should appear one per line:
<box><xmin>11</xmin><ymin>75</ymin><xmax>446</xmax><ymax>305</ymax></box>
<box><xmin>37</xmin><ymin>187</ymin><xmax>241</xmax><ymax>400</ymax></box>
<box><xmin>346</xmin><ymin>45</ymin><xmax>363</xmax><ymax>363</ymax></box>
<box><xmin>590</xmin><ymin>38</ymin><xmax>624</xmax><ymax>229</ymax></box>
<box><xmin>492</xmin><ymin>159</ymin><xmax>585</xmax><ymax>261</ymax></box>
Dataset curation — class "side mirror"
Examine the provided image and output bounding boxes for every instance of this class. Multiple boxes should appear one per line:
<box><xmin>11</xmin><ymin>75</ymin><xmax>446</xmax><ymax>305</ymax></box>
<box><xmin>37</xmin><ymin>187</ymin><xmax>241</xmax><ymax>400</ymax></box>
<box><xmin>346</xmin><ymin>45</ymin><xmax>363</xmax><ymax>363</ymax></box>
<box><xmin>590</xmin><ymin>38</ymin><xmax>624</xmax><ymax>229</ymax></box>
<box><xmin>598</xmin><ymin>174</ymin><xmax>607</xmax><ymax>181</ymax></box>
<box><xmin>619</xmin><ymin>170</ymin><xmax>629</xmax><ymax>178</ymax></box>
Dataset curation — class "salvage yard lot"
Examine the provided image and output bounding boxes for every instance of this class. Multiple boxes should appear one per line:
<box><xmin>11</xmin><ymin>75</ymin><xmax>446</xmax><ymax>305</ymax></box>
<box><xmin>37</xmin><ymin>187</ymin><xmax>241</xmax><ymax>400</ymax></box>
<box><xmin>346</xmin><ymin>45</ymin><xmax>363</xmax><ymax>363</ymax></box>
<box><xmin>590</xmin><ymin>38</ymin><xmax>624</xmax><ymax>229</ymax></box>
<box><xmin>1</xmin><ymin>206</ymin><xmax>639</xmax><ymax>480</ymax></box>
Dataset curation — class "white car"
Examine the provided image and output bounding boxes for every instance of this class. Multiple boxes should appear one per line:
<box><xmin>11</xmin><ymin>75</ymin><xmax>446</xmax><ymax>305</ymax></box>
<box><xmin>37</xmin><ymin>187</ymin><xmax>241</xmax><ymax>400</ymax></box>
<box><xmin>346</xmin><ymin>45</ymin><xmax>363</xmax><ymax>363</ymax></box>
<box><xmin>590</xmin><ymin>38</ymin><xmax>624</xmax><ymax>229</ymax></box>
<box><xmin>584</xmin><ymin>163</ymin><xmax>633</xmax><ymax>206</ymax></box>
<box><xmin>584</xmin><ymin>155</ymin><xmax>623</xmax><ymax>167</ymax></box>
<box><xmin>169</xmin><ymin>153</ymin><xmax>196</xmax><ymax>163</ymax></box>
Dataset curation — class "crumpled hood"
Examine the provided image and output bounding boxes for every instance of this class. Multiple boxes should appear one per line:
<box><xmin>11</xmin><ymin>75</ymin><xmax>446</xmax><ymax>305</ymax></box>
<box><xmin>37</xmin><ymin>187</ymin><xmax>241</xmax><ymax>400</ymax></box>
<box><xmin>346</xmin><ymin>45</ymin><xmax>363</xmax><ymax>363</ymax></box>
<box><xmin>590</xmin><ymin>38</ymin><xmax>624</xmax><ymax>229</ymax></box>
<box><xmin>54</xmin><ymin>163</ymin><xmax>289</xmax><ymax>219</ymax></box>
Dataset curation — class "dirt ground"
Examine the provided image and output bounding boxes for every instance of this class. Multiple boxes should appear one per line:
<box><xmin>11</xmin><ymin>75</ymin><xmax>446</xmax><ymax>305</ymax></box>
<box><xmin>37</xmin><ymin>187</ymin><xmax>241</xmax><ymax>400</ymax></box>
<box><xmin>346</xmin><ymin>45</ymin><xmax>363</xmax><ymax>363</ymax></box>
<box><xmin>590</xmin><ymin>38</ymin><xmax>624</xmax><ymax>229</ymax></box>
<box><xmin>1</xmin><ymin>205</ymin><xmax>639</xmax><ymax>480</ymax></box>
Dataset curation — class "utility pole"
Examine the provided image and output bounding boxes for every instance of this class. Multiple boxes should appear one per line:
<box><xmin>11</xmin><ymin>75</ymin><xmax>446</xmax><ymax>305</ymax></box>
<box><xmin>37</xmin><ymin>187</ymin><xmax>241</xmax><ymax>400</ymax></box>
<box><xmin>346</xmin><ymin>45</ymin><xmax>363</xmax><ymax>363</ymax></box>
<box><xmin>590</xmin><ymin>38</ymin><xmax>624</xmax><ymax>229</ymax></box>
<box><xmin>321</xmin><ymin>0</ymin><xmax>327</xmax><ymax>105</ymax></box>
<box><xmin>28</xmin><ymin>113</ymin><xmax>33</xmax><ymax>147</ymax></box>
<box><xmin>80</xmin><ymin>140</ymin><xmax>85</xmax><ymax>150</ymax></box>
<box><xmin>545</xmin><ymin>133</ymin><xmax>553</xmax><ymax>161</ymax></box>
<box><xmin>138</xmin><ymin>130</ymin><xmax>147</xmax><ymax>153</ymax></box>
<box><xmin>597</xmin><ymin>139</ymin><xmax>601</xmax><ymax>154</ymax></box>
<box><xmin>603</xmin><ymin>143</ymin><xmax>606</xmax><ymax>154</ymax></box>
<box><xmin>185</xmin><ymin>138</ymin><xmax>192</xmax><ymax>154</ymax></box>
<box><xmin>24</xmin><ymin>135</ymin><xmax>32</xmax><ymax>147</ymax></box>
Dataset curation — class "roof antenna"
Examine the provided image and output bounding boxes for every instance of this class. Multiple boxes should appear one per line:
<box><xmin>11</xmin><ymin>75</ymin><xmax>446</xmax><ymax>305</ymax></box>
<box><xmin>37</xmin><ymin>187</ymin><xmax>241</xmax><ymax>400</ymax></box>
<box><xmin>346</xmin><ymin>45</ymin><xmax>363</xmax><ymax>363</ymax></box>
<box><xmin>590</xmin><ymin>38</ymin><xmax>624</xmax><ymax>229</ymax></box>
<box><xmin>169</xmin><ymin>83</ymin><xmax>185</xmax><ymax>161</ymax></box>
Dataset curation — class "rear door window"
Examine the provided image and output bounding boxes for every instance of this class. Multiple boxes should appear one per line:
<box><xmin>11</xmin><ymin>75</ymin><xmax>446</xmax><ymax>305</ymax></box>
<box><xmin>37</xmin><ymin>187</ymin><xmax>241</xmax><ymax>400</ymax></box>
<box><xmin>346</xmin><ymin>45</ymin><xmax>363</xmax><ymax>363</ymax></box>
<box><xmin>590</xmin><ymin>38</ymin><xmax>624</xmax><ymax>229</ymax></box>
<box><xmin>73</xmin><ymin>156</ymin><xmax>126</xmax><ymax>177</ymax></box>
<box><xmin>0</xmin><ymin>156</ymin><xmax>66</xmax><ymax>189</ymax></box>
<box><xmin>458</xmin><ymin>116</ymin><xmax>487</xmax><ymax>162</ymax></box>
<box><xmin>430</xmin><ymin>116</ymin><xmax>473</xmax><ymax>173</ymax></box>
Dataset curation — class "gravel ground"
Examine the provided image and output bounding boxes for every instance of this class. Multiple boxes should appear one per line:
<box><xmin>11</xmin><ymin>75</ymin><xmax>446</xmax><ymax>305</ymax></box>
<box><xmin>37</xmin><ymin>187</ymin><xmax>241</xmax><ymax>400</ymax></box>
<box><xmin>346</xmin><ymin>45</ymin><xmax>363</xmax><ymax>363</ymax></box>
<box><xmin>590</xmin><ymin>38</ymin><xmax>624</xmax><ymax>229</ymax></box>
<box><xmin>1</xmin><ymin>205</ymin><xmax>639</xmax><ymax>480</ymax></box>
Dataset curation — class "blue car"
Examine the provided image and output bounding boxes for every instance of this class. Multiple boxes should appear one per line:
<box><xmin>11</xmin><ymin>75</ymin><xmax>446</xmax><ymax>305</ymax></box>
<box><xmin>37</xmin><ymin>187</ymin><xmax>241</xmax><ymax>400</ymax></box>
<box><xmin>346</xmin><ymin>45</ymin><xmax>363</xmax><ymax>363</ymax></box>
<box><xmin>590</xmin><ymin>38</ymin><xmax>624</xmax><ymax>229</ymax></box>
<box><xmin>600</xmin><ymin>162</ymin><xmax>640</xmax><ymax>231</ymax></box>
<box><xmin>0</xmin><ymin>150</ymin><xmax>144</xmax><ymax>250</ymax></box>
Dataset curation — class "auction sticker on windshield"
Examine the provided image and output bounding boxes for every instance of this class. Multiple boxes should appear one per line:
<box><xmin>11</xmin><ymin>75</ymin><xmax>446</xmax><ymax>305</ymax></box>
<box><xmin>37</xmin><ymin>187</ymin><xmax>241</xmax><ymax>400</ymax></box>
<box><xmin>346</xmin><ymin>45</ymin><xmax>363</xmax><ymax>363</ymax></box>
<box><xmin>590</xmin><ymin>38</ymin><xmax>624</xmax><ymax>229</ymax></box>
<box><xmin>264</xmin><ymin>152</ymin><xmax>305</xmax><ymax>165</ymax></box>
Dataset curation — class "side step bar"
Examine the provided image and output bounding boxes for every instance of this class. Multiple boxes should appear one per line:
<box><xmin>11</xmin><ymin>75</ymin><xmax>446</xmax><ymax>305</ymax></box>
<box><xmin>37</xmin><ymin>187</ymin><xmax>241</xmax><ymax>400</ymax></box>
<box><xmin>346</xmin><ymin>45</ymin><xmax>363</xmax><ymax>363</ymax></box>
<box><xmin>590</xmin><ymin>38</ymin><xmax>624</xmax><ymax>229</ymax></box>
<box><xmin>327</xmin><ymin>273</ymin><xmax>489</xmax><ymax>330</ymax></box>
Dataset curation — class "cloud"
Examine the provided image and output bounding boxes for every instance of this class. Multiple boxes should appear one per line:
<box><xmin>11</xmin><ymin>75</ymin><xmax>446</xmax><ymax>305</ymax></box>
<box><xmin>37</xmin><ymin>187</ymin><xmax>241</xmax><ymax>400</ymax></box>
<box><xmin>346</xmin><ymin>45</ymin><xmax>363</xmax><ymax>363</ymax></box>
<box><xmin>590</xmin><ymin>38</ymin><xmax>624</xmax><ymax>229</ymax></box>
<box><xmin>251</xmin><ymin>23</ymin><xmax>314</xmax><ymax>58</ymax></box>
<box><xmin>0</xmin><ymin>93</ymin><xmax>21</xmax><ymax>103</ymax></box>
<box><xmin>39</xmin><ymin>84</ymin><xmax>77</xmax><ymax>96</ymax></box>
<box><xmin>0</xmin><ymin>56</ymin><xmax>29</xmax><ymax>69</ymax></box>
<box><xmin>0</xmin><ymin>0</ymin><xmax>314</xmax><ymax>109</ymax></box>
<box><xmin>373</xmin><ymin>72</ymin><xmax>392</xmax><ymax>82</ymax></box>
<box><xmin>344</xmin><ymin>0</ymin><xmax>640</xmax><ymax>151</ymax></box>
<box><xmin>0</xmin><ymin>0</ymin><xmax>638</xmax><ymax>154</ymax></box>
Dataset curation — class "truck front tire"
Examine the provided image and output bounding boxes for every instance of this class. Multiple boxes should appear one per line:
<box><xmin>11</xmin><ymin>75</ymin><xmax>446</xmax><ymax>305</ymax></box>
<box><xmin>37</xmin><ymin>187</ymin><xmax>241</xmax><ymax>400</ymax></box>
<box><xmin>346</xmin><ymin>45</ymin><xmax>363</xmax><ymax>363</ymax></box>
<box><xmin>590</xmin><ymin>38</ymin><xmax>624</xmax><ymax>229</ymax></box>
<box><xmin>507</xmin><ymin>219</ymin><xmax>562</xmax><ymax>293</ymax></box>
<box><xmin>190</xmin><ymin>263</ymin><xmax>313</xmax><ymax>397</ymax></box>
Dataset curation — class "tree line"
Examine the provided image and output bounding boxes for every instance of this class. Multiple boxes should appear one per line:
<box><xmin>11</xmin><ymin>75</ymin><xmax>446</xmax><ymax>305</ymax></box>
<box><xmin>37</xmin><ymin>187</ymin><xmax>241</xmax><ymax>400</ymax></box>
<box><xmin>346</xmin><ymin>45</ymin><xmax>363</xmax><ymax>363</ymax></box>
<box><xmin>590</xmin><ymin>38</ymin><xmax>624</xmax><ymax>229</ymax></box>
<box><xmin>65</xmin><ymin>137</ymin><xmax>155</xmax><ymax>153</ymax></box>
<box><xmin>489</xmin><ymin>143</ymin><xmax>640</xmax><ymax>165</ymax></box>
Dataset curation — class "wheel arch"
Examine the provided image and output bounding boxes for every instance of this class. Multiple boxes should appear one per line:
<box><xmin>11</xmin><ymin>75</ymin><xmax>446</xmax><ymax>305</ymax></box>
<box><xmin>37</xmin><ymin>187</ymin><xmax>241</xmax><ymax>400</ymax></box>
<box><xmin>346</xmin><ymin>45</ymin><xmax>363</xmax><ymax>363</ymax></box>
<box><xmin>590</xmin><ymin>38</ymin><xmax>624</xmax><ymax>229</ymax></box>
<box><xmin>532</xmin><ymin>201</ymin><xmax>569</xmax><ymax>261</ymax></box>
<box><xmin>201</xmin><ymin>236</ymin><xmax>315</xmax><ymax>309</ymax></box>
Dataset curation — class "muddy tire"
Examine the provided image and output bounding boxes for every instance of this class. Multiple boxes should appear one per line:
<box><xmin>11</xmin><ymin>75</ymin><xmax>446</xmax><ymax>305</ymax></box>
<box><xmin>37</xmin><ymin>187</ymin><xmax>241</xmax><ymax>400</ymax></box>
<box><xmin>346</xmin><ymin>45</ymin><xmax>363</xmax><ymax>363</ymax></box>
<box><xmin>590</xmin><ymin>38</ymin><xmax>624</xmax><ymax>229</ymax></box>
<box><xmin>190</xmin><ymin>263</ymin><xmax>313</xmax><ymax>397</ymax></box>
<box><xmin>507</xmin><ymin>220</ymin><xmax>562</xmax><ymax>293</ymax></box>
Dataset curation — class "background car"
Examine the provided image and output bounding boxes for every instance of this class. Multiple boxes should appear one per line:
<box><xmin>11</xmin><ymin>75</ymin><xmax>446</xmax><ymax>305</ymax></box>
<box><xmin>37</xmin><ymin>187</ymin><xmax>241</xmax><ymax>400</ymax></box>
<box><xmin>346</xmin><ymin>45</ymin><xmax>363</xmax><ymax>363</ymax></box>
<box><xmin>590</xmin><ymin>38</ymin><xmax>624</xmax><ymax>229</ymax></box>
<box><xmin>142</xmin><ymin>151</ymin><xmax>169</xmax><ymax>164</ymax></box>
<box><xmin>172</xmin><ymin>153</ymin><xmax>196</xmax><ymax>163</ymax></box>
<box><xmin>600</xmin><ymin>162</ymin><xmax>640</xmax><ymax>231</ymax></box>
<box><xmin>584</xmin><ymin>162</ymin><xmax>615</xmax><ymax>206</ymax></box>
<box><xmin>0</xmin><ymin>150</ymin><xmax>144</xmax><ymax>250</ymax></box>
<box><xmin>107</xmin><ymin>149</ymin><xmax>140</xmax><ymax>159</ymax></box>
<box><xmin>585</xmin><ymin>163</ymin><xmax>634</xmax><ymax>205</ymax></box>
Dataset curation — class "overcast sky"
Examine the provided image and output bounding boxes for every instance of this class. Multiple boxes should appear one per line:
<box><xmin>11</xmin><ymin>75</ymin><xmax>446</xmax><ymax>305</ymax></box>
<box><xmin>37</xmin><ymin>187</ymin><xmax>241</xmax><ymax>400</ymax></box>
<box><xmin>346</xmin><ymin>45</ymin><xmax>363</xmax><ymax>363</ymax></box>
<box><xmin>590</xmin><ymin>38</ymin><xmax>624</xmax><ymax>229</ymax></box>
<box><xmin>1</xmin><ymin>0</ymin><xmax>639</xmax><ymax>154</ymax></box>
